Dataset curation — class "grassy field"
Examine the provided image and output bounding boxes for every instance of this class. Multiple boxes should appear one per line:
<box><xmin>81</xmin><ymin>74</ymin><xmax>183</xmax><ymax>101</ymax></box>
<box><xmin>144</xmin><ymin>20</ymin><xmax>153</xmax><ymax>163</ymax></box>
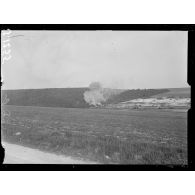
<box><xmin>1</xmin><ymin>105</ymin><xmax>187</xmax><ymax>164</ymax></box>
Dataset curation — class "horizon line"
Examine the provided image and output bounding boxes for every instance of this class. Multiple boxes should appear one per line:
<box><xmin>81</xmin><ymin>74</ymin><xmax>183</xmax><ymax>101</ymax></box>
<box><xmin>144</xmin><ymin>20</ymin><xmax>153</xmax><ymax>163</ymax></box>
<box><xmin>1</xmin><ymin>86</ymin><xmax>190</xmax><ymax>91</ymax></box>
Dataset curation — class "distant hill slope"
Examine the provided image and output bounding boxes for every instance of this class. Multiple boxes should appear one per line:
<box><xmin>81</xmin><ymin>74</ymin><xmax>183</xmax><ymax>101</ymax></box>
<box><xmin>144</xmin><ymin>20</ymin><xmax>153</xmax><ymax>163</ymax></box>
<box><xmin>152</xmin><ymin>88</ymin><xmax>191</xmax><ymax>98</ymax></box>
<box><xmin>2</xmin><ymin>88</ymin><xmax>90</xmax><ymax>108</ymax></box>
<box><xmin>105</xmin><ymin>89</ymin><xmax>169</xmax><ymax>104</ymax></box>
<box><xmin>2</xmin><ymin>88</ymin><xmax>190</xmax><ymax>108</ymax></box>
<box><xmin>2</xmin><ymin>88</ymin><xmax>124</xmax><ymax>108</ymax></box>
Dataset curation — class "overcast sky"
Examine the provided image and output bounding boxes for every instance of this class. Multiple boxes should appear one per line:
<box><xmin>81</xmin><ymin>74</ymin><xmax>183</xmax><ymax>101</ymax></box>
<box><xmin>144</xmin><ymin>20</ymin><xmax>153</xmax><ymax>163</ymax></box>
<box><xmin>2</xmin><ymin>30</ymin><xmax>188</xmax><ymax>90</ymax></box>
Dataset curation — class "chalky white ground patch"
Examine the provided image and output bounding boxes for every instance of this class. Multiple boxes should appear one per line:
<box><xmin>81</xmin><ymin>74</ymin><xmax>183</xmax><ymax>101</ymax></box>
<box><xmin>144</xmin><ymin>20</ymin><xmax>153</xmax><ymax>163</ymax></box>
<box><xmin>2</xmin><ymin>142</ymin><xmax>97</xmax><ymax>164</ymax></box>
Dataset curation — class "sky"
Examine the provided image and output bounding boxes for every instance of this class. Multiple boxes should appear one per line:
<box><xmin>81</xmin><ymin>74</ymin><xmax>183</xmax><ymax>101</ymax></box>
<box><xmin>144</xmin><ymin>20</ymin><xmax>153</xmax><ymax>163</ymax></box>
<box><xmin>1</xmin><ymin>30</ymin><xmax>188</xmax><ymax>90</ymax></box>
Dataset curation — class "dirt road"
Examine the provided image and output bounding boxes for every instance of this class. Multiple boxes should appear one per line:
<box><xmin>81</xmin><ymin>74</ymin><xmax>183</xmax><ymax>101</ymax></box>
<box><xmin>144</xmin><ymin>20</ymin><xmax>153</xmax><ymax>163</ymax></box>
<box><xmin>2</xmin><ymin>142</ymin><xmax>97</xmax><ymax>164</ymax></box>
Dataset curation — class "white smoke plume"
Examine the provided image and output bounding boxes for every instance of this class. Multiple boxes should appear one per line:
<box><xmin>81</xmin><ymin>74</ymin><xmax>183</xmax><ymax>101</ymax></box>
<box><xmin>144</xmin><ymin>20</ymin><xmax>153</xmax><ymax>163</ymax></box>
<box><xmin>84</xmin><ymin>82</ymin><xmax>106</xmax><ymax>106</ymax></box>
<box><xmin>83</xmin><ymin>82</ymin><xmax>125</xmax><ymax>107</ymax></box>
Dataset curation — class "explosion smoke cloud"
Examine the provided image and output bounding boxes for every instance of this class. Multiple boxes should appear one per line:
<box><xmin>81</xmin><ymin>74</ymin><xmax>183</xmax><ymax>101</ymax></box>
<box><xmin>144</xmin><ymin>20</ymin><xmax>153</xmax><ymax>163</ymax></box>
<box><xmin>84</xmin><ymin>82</ymin><xmax>106</xmax><ymax>106</ymax></box>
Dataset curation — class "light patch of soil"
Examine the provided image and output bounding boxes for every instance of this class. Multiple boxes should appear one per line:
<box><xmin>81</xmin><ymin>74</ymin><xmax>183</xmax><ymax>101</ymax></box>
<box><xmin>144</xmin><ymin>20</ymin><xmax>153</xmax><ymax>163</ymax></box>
<box><xmin>2</xmin><ymin>142</ymin><xmax>98</xmax><ymax>164</ymax></box>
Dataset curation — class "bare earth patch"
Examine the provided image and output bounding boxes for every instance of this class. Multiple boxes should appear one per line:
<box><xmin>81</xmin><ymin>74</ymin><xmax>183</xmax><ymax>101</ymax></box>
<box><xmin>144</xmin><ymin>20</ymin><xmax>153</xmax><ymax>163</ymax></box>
<box><xmin>3</xmin><ymin>142</ymin><xmax>97</xmax><ymax>164</ymax></box>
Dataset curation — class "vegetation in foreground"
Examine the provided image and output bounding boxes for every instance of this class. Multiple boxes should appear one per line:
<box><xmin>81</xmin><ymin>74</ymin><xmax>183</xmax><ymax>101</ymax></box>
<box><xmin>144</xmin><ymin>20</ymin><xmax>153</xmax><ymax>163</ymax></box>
<box><xmin>2</xmin><ymin>105</ymin><xmax>187</xmax><ymax>164</ymax></box>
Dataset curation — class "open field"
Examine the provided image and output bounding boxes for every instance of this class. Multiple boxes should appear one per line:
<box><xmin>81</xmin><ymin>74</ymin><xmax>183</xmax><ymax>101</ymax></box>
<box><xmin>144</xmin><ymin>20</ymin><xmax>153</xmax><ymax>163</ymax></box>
<box><xmin>2</xmin><ymin>105</ymin><xmax>187</xmax><ymax>164</ymax></box>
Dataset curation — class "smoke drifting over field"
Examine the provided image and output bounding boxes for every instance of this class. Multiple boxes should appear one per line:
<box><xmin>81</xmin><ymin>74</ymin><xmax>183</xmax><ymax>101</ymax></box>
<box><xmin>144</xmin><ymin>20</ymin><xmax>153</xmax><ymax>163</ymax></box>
<box><xmin>83</xmin><ymin>82</ymin><xmax>106</xmax><ymax>106</ymax></box>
